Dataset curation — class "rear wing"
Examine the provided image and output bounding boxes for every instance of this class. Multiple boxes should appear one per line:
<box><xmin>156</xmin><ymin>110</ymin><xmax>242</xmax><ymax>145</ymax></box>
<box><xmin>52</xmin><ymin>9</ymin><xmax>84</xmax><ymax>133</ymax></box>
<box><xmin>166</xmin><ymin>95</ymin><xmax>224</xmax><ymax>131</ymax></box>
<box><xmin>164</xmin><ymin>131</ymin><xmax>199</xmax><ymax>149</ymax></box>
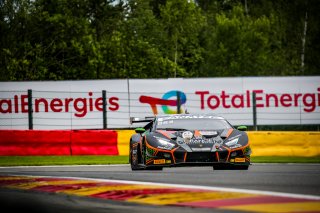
<box><xmin>130</xmin><ymin>117</ymin><xmax>154</xmax><ymax>124</ymax></box>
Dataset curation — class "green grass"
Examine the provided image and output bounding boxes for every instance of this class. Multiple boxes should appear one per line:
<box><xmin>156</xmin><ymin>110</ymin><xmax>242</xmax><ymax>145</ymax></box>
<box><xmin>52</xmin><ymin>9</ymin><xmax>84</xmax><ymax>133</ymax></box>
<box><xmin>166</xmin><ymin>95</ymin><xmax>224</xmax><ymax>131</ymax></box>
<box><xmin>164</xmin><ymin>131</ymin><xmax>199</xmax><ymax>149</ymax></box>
<box><xmin>251</xmin><ymin>156</ymin><xmax>320</xmax><ymax>163</ymax></box>
<box><xmin>0</xmin><ymin>156</ymin><xmax>129</xmax><ymax>166</ymax></box>
<box><xmin>0</xmin><ymin>156</ymin><xmax>319</xmax><ymax>166</ymax></box>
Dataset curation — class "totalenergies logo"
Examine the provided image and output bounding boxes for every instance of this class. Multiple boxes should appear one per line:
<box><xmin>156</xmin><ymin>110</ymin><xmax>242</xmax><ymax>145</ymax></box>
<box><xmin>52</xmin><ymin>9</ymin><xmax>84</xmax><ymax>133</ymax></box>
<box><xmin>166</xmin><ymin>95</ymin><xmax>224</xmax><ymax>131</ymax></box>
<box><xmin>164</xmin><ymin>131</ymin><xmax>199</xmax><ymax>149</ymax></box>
<box><xmin>139</xmin><ymin>90</ymin><xmax>187</xmax><ymax>114</ymax></box>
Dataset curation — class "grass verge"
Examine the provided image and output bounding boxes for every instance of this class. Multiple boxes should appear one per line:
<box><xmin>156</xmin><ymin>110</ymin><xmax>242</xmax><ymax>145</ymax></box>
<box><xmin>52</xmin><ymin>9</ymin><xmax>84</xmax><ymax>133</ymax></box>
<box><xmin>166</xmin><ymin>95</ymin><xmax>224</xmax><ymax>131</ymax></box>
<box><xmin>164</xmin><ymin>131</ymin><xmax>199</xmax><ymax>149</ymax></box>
<box><xmin>251</xmin><ymin>156</ymin><xmax>320</xmax><ymax>163</ymax></box>
<box><xmin>0</xmin><ymin>156</ymin><xmax>129</xmax><ymax>166</ymax></box>
<box><xmin>0</xmin><ymin>156</ymin><xmax>319</xmax><ymax>166</ymax></box>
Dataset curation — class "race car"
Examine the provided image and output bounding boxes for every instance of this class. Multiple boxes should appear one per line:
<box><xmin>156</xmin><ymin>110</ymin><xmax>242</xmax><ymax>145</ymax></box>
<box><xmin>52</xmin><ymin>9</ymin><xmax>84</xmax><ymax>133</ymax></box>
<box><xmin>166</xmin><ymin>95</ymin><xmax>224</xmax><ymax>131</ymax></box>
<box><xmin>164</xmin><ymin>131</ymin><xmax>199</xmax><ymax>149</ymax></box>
<box><xmin>129</xmin><ymin>113</ymin><xmax>251</xmax><ymax>171</ymax></box>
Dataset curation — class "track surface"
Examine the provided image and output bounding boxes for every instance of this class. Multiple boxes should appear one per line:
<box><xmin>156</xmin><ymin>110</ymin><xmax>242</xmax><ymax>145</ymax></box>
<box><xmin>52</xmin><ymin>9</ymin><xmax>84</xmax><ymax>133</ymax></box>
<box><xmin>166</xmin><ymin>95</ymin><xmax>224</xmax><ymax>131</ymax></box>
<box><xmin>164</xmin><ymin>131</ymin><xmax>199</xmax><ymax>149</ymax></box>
<box><xmin>1</xmin><ymin>163</ymin><xmax>319</xmax><ymax>195</ymax></box>
<box><xmin>0</xmin><ymin>163</ymin><xmax>319</xmax><ymax>212</ymax></box>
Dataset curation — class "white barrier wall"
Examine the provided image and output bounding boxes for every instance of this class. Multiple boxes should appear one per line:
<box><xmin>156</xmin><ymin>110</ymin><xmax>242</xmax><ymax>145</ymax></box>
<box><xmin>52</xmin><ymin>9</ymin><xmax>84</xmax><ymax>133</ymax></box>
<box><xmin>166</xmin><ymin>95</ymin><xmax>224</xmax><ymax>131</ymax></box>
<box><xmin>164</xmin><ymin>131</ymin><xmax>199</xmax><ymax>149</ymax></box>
<box><xmin>0</xmin><ymin>76</ymin><xmax>319</xmax><ymax>129</ymax></box>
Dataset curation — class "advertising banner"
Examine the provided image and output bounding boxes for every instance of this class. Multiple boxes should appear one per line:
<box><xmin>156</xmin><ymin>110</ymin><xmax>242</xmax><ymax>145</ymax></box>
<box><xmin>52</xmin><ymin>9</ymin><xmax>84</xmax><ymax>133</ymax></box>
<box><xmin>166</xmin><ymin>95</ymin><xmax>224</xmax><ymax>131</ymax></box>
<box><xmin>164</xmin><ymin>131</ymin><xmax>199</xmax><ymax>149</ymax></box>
<box><xmin>0</xmin><ymin>76</ymin><xmax>319</xmax><ymax>129</ymax></box>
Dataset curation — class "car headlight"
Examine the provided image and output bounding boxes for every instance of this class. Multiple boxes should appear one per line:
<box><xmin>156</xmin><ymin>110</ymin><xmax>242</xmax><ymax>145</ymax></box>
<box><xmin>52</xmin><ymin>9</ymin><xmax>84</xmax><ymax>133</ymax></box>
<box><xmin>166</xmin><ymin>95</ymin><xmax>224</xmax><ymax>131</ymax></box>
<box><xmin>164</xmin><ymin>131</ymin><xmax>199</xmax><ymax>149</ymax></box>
<box><xmin>156</xmin><ymin>138</ymin><xmax>175</xmax><ymax>150</ymax></box>
<box><xmin>225</xmin><ymin>138</ymin><xmax>239</xmax><ymax>146</ymax></box>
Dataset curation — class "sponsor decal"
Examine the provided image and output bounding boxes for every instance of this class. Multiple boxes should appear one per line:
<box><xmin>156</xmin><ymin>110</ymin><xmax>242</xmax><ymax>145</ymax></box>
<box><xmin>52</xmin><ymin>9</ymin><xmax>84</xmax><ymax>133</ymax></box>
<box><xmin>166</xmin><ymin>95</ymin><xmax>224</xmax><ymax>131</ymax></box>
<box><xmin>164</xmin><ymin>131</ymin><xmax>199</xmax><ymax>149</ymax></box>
<box><xmin>191</xmin><ymin>138</ymin><xmax>205</xmax><ymax>144</ymax></box>
<box><xmin>139</xmin><ymin>90</ymin><xmax>187</xmax><ymax>114</ymax></box>
<box><xmin>191</xmin><ymin>147</ymin><xmax>211</xmax><ymax>151</ymax></box>
<box><xmin>177</xmin><ymin>139</ymin><xmax>185</xmax><ymax>145</ymax></box>
<box><xmin>182</xmin><ymin>131</ymin><xmax>193</xmax><ymax>144</ymax></box>
<box><xmin>163</xmin><ymin>115</ymin><xmax>223</xmax><ymax>120</ymax></box>
<box><xmin>186</xmin><ymin>137</ymin><xmax>221</xmax><ymax>144</ymax></box>
<box><xmin>153</xmin><ymin>159</ymin><xmax>165</xmax><ymax>164</ymax></box>
<box><xmin>165</xmin><ymin>160</ymin><xmax>172</xmax><ymax>163</ymax></box>
<box><xmin>182</xmin><ymin>131</ymin><xmax>193</xmax><ymax>140</ymax></box>
<box><xmin>235</xmin><ymin>158</ymin><xmax>246</xmax><ymax>163</ymax></box>
<box><xmin>199</xmin><ymin>131</ymin><xmax>218</xmax><ymax>136</ymax></box>
<box><xmin>157</xmin><ymin>120</ymin><xmax>174</xmax><ymax>126</ymax></box>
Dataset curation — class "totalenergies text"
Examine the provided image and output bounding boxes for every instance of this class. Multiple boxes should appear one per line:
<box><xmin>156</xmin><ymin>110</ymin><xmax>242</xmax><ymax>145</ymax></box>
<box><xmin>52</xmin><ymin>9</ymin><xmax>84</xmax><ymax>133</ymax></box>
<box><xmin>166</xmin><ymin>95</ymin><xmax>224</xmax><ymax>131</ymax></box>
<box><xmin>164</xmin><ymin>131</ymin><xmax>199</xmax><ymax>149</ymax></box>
<box><xmin>195</xmin><ymin>89</ymin><xmax>320</xmax><ymax>113</ymax></box>
<box><xmin>0</xmin><ymin>92</ymin><xmax>119</xmax><ymax>117</ymax></box>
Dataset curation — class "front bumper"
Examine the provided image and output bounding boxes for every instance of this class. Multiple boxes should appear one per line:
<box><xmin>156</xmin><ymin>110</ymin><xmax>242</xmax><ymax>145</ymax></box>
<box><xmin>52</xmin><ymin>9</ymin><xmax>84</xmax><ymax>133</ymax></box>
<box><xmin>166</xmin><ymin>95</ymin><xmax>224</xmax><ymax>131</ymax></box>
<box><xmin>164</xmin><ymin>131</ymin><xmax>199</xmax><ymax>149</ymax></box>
<box><xmin>145</xmin><ymin>145</ymin><xmax>251</xmax><ymax>167</ymax></box>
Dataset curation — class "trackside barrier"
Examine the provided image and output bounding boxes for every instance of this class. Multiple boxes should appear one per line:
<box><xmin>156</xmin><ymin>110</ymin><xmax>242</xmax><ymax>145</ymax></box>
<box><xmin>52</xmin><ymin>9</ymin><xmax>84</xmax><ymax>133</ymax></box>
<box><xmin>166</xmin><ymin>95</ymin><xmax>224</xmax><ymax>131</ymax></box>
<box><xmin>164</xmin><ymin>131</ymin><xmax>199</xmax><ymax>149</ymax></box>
<box><xmin>116</xmin><ymin>130</ymin><xmax>133</xmax><ymax>156</ymax></box>
<box><xmin>0</xmin><ymin>130</ymin><xmax>318</xmax><ymax>157</ymax></box>
<box><xmin>71</xmin><ymin>130</ymin><xmax>118</xmax><ymax>155</ymax></box>
<box><xmin>0</xmin><ymin>130</ymin><xmax>118</xmax><ymax>156</ymax></box>
<box><xmin>116</xmin><ymin>130</ymin><xmax>320</xmax><ymax>157</ymax></box>
<box><xmin>0</xmin><ymin>130</ymin><xmax>71</xmax><ymax>156</ymax></box>
<box><xmin>248</xmin><ymin>131</ymin><xmax>320</xmax><ymax>157</ymax></box>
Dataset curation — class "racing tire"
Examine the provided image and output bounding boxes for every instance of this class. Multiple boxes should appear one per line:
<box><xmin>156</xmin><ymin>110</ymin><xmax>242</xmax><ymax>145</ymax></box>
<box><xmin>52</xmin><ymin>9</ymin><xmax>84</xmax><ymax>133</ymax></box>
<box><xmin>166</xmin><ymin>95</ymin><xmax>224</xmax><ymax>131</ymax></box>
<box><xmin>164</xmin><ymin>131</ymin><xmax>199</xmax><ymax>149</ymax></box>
<box><xmin>130</xmin><ymin>145</ymin><xmax>144</xmax><ymax>171</ymax></box>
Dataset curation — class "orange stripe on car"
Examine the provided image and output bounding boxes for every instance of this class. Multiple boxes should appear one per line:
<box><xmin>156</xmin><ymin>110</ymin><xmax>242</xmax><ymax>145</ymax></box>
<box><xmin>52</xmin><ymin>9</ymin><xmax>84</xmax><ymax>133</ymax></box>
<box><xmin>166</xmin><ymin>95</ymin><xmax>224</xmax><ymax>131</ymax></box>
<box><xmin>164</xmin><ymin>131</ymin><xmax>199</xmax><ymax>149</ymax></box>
<box><xmin>215</xmin><ymin>152</ymin><xmax>220</xmax><ymax>162</ymax></box>
<box><xmin>194</xmin><ymin>130</ymin><xmax>201</xmax><ymax>137</ymax></box>
<box><xmin>226</xmin><ymin>129</ymin><xmax>233</xmax><ymax>137</ymax></box>
<box><xmin>156</xmin><ymin>130</ymin><xmax>172</xmax><ymax>139</ymax></box>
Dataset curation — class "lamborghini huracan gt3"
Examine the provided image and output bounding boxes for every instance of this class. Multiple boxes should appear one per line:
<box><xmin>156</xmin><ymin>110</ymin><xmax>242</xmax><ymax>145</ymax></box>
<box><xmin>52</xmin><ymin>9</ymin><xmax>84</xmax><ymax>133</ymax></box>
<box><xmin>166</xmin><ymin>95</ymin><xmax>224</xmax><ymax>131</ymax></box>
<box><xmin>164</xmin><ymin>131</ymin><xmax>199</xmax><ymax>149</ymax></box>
<box><xmin>129</xmin><ymin>114</ymin><xmax>251</xmax><ymax>171</ymax></box>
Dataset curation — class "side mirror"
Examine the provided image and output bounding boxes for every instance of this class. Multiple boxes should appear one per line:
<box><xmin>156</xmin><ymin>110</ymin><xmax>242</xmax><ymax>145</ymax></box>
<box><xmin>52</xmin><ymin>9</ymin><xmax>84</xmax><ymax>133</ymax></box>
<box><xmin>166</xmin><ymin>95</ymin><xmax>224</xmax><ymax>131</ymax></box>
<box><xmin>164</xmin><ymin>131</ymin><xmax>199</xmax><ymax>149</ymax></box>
<box><xmin>135</xmin><ymin>127</ymin><xmax>146</xmax><ymax>134</ymax></box>
<box><xmin>237</xmin><ymin>125</ymin><xmax>247</xmax><ymax>131</ymax></box>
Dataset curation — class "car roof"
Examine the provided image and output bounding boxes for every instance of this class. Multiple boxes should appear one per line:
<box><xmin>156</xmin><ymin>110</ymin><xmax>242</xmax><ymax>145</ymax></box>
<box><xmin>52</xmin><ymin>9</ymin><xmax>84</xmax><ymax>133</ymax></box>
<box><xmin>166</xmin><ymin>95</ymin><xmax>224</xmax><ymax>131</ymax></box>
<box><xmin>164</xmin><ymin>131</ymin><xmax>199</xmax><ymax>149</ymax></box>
<box><xmin>155</xmin><ymin>113</ymin><xmax>225</xmax><ymax>120</ymax></box>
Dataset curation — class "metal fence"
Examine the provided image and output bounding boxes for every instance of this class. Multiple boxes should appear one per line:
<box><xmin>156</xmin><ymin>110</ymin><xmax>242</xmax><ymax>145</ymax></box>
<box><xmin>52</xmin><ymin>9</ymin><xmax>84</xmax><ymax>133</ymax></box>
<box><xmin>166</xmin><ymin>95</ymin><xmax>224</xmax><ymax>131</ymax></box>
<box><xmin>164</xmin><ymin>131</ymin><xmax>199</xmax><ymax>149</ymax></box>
<box><xmin>0</xmin><ymin>89</ymin><xmax>319</xmax><ymax>130</ymax></box>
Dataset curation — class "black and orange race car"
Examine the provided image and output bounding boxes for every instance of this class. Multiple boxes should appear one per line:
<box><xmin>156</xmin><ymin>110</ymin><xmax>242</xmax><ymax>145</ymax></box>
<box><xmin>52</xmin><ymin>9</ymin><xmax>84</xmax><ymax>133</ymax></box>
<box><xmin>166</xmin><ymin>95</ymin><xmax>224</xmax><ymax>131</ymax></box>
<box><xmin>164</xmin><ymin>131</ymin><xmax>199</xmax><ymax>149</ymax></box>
<box><xmin>129</xmin><ymin>113</ymin><xmax>251</xmax><ymax>171</ymax></box>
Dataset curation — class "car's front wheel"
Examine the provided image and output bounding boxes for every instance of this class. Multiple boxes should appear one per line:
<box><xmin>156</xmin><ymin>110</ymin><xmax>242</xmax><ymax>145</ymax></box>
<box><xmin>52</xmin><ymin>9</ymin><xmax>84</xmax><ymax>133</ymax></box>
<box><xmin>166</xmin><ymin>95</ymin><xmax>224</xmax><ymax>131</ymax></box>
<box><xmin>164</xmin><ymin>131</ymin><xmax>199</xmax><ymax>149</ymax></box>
<box><xmin>129</xmin><ymin>144</ymin><xmax>143</xmax><ymax>171</ymax></box>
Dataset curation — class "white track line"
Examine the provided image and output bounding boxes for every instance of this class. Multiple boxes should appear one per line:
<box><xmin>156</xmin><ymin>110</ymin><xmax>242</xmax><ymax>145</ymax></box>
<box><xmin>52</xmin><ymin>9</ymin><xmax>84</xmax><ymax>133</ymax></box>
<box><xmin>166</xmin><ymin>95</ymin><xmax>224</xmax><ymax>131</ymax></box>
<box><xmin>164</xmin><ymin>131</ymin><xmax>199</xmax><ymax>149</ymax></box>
<box><xmin>7</xmin><ymin>174</ymin><xmax>320</xmax><ymax>201</ymax></box>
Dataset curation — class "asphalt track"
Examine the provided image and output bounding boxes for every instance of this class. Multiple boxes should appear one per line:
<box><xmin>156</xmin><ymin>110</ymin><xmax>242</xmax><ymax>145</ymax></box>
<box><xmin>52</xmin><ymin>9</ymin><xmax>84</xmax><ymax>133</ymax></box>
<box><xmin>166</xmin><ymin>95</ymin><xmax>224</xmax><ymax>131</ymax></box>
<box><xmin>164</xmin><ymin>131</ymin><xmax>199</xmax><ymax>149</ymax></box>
<box><xmin>0</xmin><ymin>163</ymin><xmax>319</xmax><ymax>213</ymax></box>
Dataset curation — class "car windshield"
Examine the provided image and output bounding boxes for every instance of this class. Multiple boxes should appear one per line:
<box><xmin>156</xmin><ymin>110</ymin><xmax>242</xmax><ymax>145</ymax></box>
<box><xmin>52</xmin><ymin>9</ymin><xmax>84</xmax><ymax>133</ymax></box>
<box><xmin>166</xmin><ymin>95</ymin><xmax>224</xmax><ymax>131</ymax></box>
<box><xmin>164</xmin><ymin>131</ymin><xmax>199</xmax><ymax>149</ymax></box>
<box><xmin>156</xmin><ymin>118</ymin><xmax>232</xmax><ymax>131</ymax></box>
